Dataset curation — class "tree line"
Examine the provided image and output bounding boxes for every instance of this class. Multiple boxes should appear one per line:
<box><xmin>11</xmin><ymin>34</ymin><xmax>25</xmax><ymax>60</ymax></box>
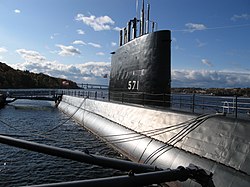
<box><xmin>0</xmin><ymin>62</ymin><xmax>78</xmax><ymax>89</ymax></box>
<box><xmin>172</xmin><ymin>87</ymin><xmax>250</xmax><ymax>97</ymax></box>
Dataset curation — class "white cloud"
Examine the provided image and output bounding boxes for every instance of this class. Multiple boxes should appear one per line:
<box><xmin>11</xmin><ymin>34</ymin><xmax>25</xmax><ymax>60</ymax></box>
<box><xmin>172</xmin><ymin>69</ymin><xmax>250</xmax><ymax>88</ymax></box>
<box><xmin>96</xmin><ymin>52</ymin><xmax>105</xmax><ymax>56</ymax></box>
<box><xmin>111</xmin><ymin>42</ymin><xmax>117</xmax><ymax>47</ymax></box>
<box><xmin>11</xmin><ymin>50</ymin><xmax>250</xmax><ymax>87</ymax></box>
<box><xmin>75</xmin><ymin>14</ymin><xmax>115</xmax><ymax>31</ymax></box>
<box><xmin>113</xmin><ymin>26</ymin><xmax>122</xmax><ymax>31</ymax></box>
<box><xmin>0</xmin><ymin>47</ymin><xmax>8</xmax><ymax>53</ymax></box>
<box><xmin>231</xmin><ymin>13</ymin><xmax>250</xmax><ymax>21</ymax></box>
<box><xmin>10</xmin><ymin>60</ymin><xmax>111</xmax><ymax>85</ymax></box>
<box><xmin>14</xmin><ymin>48</ymin><xmax>110</xmax><ymax>84</ymax></box>
<box><xmin>16</xmin><ymin>49</ymin><xmax>46</xmax><ymax>62</ymax></box>
<box><xmin>56</xmin><ymin>45</ymin><xmax>81</xmax><ymax>56</ymax></box>
<box><xmin>11</xmin><ymin>48</ymin><xmax>250</xmax><ymax>88</ymax></box>
<box><xmin>77</xmin><ymin>29</ymin><xmax>85</xmax><ymax>35</ymax></box>
<box><xmin>14</xmin><ymin>9</ymin><xmax>21</xmax><ymax>14</ymax></box>
<box><xmin>196</xmin><ymin>39</ymin><xmax>206</xmax><ymax>47</ymax></box>
<box><xmin>185</xmin><ymin>23</ymin><xmax>207</xmax><ymax>32</ymax></box>
<box><xmin>88</xmin><ymin>42</ymin><xmax>101</xmax><ymax>48</ymax></box>
<box><xmin>201</xmin><ymin>59</ymin><xmax>213</xmax><ymax>67</ymax></box>
<box><xmin>50</xmin><ymin>33</ymin><xmax>59</xmax><ymax>40</ymax></box>
<box><xmin>72</xmin><ymin>40</ymin><xmax>86</xmax><ymax>45</ymax></box>
<box><xmin>171</xmin><ymin>37</ymin><xmax>184</xmax><ymax>50</ymax></box>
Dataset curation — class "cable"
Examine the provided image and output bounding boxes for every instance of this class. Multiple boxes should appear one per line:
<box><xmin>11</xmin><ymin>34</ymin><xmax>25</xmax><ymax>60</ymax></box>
<box><xmin>149</xmin><ymin>118</ymin><xmax>208</xmax><ymax>165</ymax></box>
<box><xmin>105</xmin><ymin>123</ymin><xmax>189</xmax><ymax>145</ymax></box>
<box><xmin>101</xmin><ymin>114</ymin><xmax>208</xmax><ymax>141</ymax></box>
<box><xmin>138</xmin><ymin>139</ymin><xmax>153</xmax><ymax>163</ymax></box>
<box><xmin>0</xmin><ymin>97</ymin><xmax>90</xmax><ymax>145</ymax></box>
<box><xmin>145</xmin><ymin>116</ymin><xmax>209</xmax><ymax>164</ymax></box>
<box><xmin>89</xmin><ymin>114</ymin><xmax>209</xmax><ymax>149</ymax></box>
<box><xmin>102</xmin><ymin>114</ymin><xmax>205</xmax><ymax>138</ymax></box>
<box><xmin>143</xmin><ymin>115</ymin><xmax>207</xmax><ymax>164</ymax></box>
<box><xmin>143</xmin><ymin>113</ymin><xmax>222</xmax><ymax>165</ymax></box>
<box><xmin>42</xmin><ymin>97</ymin><xmax>87</xmax><ymax>134</ymax></box>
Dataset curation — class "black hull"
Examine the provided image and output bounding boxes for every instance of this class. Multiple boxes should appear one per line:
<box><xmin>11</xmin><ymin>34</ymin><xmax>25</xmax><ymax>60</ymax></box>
<box><xmin>109</xmin><ymin>30</ymin><xmax>171</xmax><ymax>106</ymax></box>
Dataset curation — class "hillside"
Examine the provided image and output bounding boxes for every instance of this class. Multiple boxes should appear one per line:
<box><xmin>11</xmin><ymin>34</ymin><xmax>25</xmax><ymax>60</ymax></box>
<box><xmin>0</xmin><ymin>62</ymin><xmax>78</xmax><ymax>89</ymax></box>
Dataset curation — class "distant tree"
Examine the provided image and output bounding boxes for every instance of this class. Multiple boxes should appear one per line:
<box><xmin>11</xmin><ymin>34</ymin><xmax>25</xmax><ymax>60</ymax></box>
<box><xmin>0</xmin><ymin>62</ymin><xmax>79</xmax><ymax>89</ymax></box>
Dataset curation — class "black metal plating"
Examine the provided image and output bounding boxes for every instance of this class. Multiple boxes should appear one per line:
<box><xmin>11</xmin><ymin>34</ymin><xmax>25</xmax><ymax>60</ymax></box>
<box><xmin>109</xmin><ymin>30</ymin><xmax>171</xmax><ymax>106</ymax></box>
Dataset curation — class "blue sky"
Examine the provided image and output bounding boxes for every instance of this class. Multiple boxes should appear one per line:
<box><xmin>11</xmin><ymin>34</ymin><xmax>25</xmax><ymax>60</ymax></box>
<box><xmin>0</xmin><ymin>0</ymin><xmax>250</xmax><ymax>88</ymax></box>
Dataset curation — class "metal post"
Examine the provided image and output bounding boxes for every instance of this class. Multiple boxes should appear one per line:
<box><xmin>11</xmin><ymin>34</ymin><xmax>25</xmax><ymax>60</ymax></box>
<box><xmin>235</xmin><ymin>95</ymin><xmax>238</xmax><ymax>119</ymax></box>
<box><xmin>119</xmin><ymin>30</ymin><xmax>123</xmax><ymax>46</ymax></box>
<box><xmin>192</xmin><ymin>94</ymin><xmax>195</xmax><ymax>113</ymax></box>
<box><xmin>142</xmin><ymin>92</ymin><xmax>145</xmax><ymax>106</ymax></box>
<box><xmin>163</xmin><ymin>93</ymin><xmax>165</xmax><ymax>106</ymax></box>
<box><xmin>132</xmin><ymin>17</ymin><xmax>137</xmax><ymax>39</ymax></box>
<box><xmin>127</xmin><ymin>21</ymin><xmax>131</xmax><ymax>42</ymax></box>
<box><xmin>180</xmin><ymin>96</ymin><xmax>182</xmax><ymax>109</ymax></box>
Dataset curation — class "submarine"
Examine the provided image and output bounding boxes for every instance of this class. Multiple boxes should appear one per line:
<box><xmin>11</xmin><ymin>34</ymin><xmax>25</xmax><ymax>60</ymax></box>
<box><xmin>57</xmin><ymin>1</ymin><xmax>250</xmax><ymax>186</ymax></box>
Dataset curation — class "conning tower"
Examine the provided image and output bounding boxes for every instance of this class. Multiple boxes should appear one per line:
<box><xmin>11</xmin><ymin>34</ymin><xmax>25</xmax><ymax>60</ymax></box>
<box><xmin>109</xmin><ymin>0</ymin><xmax>171</xmax><ymax>106</ymax></box>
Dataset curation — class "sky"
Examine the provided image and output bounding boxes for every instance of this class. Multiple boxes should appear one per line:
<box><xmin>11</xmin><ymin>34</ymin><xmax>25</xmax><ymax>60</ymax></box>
<box><xmin>0</xmin><ymin>0</ymin><xmax>250</xmax><ymax>88</ymax></box>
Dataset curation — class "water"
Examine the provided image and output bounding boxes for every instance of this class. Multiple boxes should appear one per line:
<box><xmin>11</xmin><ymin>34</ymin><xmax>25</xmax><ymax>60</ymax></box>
<box><xmin>0</xmin><ymin>100</ymin><xmax>124</xmax><ymax>186</ymax></box>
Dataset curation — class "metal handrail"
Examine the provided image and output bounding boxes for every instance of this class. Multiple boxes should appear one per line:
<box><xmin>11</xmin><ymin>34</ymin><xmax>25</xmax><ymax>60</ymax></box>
<box><xmin>65</xmin><ymin>90</ymin><xmax>250</xmax><ymax>119</ymax></box>
<box><xmin>1</xmin><ymin>88</ymin><xmax>249</xmax><ymax>119</ymax></box>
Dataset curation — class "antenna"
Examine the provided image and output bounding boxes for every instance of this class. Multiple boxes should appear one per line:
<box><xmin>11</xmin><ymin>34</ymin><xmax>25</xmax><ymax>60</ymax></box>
<box><xmin>140</xmin><ymin>0</ymin><xmax>145</xmax><ymax>35</ymax></box>
<box><xmin>146</xmin><ymin>3</ymin><xmax>150</xmax><ymax>33</ymax></box>
<box><xmin>136</xmin><ymin>0</ymin><xmax>139</xmax><ymax>20</ymax></box>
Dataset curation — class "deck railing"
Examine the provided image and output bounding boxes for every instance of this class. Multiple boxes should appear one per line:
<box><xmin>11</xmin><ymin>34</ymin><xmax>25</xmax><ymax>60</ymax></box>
<box><xmin>1</xmin><ymin>88</ymin><xmax>249</xmax><ymax>120</ymax></box>
<box><xmin>61</xmin><ymin>89</ymin><xmax>250</xmax><ymax>120</ymax></box>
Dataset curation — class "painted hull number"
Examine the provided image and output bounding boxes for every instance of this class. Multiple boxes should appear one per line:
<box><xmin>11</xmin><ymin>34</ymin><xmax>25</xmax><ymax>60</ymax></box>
<box><xmin>128</xmin><ymin>80</ymin><xmax>139</xmax><ymax>90</ymax></box>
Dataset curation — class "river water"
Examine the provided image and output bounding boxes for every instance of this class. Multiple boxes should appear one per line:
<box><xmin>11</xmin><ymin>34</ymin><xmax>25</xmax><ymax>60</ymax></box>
<box><xmin>0</xmin><ymin>100</ymin><xmax>124</xmax><ymax>186</ymax></box>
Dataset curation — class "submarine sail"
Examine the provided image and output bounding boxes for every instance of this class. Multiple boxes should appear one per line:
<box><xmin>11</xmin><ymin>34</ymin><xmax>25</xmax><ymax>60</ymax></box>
<box><xmin>109</xmin><ymin>1</ymin><xmax>171</xmax><ymax>106</ymax></box>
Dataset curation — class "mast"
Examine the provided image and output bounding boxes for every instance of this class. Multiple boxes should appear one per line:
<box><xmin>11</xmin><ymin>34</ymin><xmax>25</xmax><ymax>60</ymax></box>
<box><xmin>140</xmin><ymin>0</ymin><xmax>145</xmax><ymax>36</ymax></box>
<box><xmin>146</xmin><ymin>3</ymin><xmax>150</xmax><ymax>33</ymax></box>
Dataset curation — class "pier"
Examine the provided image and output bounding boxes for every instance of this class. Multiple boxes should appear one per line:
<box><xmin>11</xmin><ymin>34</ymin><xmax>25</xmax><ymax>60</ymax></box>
<box><xmin>0</xmin><ymin>89</ymin><xmax>61</xmax><ymax>103</ymax></box>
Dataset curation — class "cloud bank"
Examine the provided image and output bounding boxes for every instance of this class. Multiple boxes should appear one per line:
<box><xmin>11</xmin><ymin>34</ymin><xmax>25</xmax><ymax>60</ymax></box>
<box><xmin>231</xmin><ymin>13</ymin><xmax>250</xmax><ymax>21</ymax></box>
<box><xmin>11</xmin><ymin>49</ymin><xmax>250</xmax><ymax>87</ymax></box>
<box><xmin>56</xmin><ymin>45</ymin><xmax>81</xmax><ymax>56</ymax></box>
<box><xmin>76</xmin><ymin>29</ymin><xmax>85</xmax><ymax>35</ymax></box>
<box><xmin>13</xmin><ymin>49</ymin><xmax>110</xmax><ymax>84</ymax></box>
<box><xmin>185</xmin><ymin>23</ymin><xmax>207</xmax><ymax>32</ymax></box>
<box><xmin>16</xmin><ymin>49</ymin><xmax>46</xmax><ymax>62</ymax></box>
<box><xmin>0</xmin><ymin>47</ymin><xmax>8</xmax><ymax>53</ymax></box>
<box><xmin>88</xmin><ymin>42</ymin><xmax>101</xmax><ymax>48</ymax></box>
<box><xmin>172</xmin><ymin>69</ymin><xmax>250</xmax><ymax>88</ymax></box>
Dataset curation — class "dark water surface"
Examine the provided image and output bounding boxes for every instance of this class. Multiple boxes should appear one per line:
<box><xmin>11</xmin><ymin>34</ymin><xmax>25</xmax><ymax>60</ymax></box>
<box><xmin>0</xmin><ymin>100</ymin><xmax>124</xmax><ymax>186</ymax></box>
